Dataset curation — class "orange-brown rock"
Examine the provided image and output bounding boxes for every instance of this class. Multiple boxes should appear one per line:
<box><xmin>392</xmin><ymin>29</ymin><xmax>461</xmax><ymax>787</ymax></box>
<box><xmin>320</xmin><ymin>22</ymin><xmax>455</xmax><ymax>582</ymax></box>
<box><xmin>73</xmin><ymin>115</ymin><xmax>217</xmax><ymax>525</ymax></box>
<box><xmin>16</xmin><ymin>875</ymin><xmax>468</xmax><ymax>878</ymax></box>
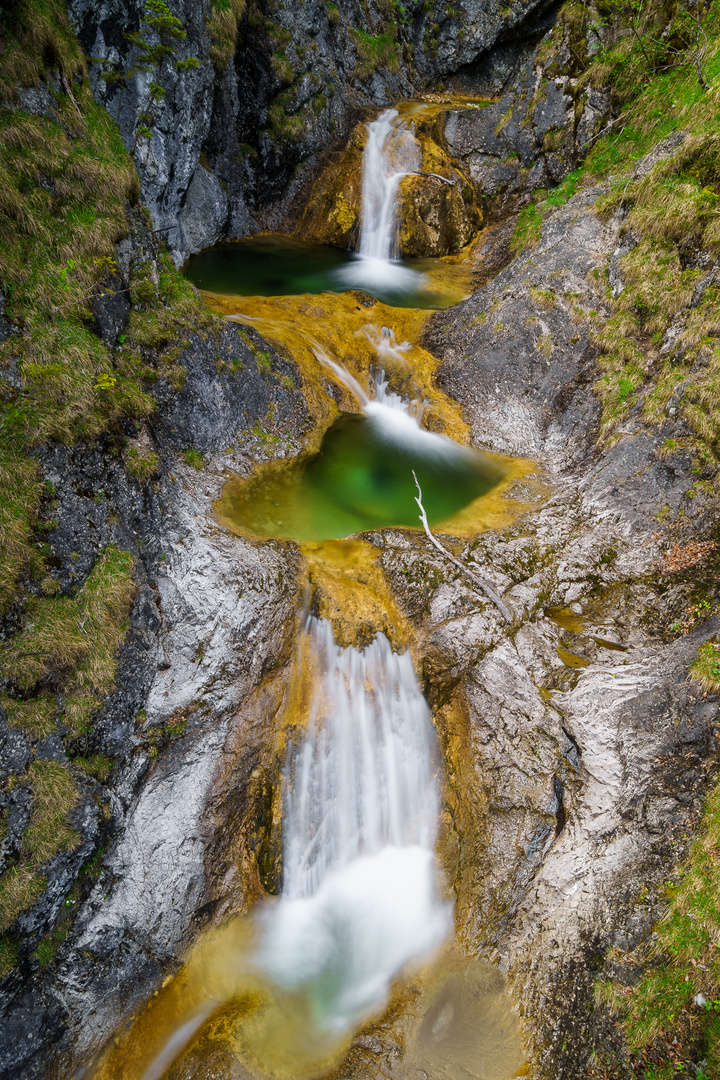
<box><xmin>295</xmin><ymin>122</ymin><xmax>366</xmax><ymax>248</ymax></box>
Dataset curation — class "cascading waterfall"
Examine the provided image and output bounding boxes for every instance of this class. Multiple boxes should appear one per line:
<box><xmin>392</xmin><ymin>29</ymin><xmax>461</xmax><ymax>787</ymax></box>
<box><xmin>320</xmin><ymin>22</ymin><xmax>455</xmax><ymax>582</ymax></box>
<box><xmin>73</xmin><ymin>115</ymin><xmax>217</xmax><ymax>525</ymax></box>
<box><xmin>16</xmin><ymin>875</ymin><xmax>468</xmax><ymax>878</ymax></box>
<box><xmin>334</xmin><ymin>108</ymin><xmax>426</xmax><ymax>295</ymax></box>
<box><xmin>255</xmin><ymin>617</ymin><xmax>452</xmax><ymax>1032</ymax></box>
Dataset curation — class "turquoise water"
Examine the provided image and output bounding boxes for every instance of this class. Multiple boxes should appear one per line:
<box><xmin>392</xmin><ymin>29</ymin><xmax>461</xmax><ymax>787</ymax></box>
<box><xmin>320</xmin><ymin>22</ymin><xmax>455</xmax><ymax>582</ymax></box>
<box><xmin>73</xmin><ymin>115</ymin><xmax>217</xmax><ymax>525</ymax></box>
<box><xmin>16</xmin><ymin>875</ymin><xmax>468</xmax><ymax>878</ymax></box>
<box><xmin>217</xmin><ymin>412</ymin><xmax>506</xmax><ymax>541</ymax></box>
<box><xmin>183</xmin><ymin>235</ymin><xmax>458</xmax><ymax>309</ymax></box>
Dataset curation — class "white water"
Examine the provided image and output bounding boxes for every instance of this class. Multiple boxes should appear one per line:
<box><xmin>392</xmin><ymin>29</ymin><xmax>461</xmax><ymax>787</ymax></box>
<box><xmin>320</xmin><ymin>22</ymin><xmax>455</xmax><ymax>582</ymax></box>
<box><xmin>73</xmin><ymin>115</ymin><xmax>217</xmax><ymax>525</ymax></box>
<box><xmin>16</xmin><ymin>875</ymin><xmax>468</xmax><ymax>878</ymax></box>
<box><xmin>313</xmin><ymin>337</ymin><xmax>483</xmax><ymax>466</ymax></box>
<box><xmin>255</xmin><ymin>618</ymin><xmax>451</xmax><ymax>1032</ymax></box>
<box><xmin>334</xmin><ymin>108</ymin><xmax>426</xmax><ymax>296</ymax></box>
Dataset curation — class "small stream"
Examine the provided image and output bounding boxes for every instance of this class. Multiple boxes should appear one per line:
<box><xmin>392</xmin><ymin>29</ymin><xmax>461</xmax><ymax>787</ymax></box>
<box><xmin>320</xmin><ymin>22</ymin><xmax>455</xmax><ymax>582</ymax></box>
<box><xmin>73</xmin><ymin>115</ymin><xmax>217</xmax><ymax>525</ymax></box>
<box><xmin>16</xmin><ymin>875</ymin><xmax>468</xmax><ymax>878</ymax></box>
<box><xmin>92</xmin><ymin>101</ymin><xmax>530</xmax><ymax>1080</ymax></box>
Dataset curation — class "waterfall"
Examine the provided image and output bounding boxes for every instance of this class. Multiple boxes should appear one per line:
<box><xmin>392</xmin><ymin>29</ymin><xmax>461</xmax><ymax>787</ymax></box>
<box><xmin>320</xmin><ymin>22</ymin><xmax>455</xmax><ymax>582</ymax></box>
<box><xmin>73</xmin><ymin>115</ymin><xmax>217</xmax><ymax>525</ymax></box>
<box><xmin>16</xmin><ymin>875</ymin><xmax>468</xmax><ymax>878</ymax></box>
<box><xmin>255</xmin><ymin>618</ymin><xmax>451</xmax><ymax>1033</ymax></box>
<box><xmin>333</xmin><ymin>109</ymin><xmax>426</xmax><ymax>296</ymax></box>
<box><xmin>358</xmin><ymin>108</ymin><xmax>419</xmax><ymax>262</ymax></box>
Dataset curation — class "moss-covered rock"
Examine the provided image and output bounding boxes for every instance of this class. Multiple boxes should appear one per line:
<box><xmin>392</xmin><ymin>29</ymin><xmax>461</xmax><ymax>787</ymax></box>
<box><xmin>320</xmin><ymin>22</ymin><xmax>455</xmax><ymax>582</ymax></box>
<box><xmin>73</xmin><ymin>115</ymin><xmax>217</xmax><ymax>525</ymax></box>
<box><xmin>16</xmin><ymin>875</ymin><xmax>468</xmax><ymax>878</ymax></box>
<box><xmin>295</xmin><ymin>122</ymin><xmax>366</xmax><ymax>248</ymax></box>
<box><xmin>398</xmin><ymin>169</ymin><xmax>483</xmax><ymax>257</ymax></box>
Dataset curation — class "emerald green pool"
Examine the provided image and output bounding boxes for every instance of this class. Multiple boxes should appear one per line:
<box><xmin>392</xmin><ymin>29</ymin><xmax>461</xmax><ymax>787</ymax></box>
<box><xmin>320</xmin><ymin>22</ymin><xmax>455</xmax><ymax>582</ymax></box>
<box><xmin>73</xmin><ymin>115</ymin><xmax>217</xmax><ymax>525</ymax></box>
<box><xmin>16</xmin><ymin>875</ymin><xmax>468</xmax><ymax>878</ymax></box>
<box><xmin>217</xmin><ymin>410</ymin><xmax>506</xmax><ymax>541</ymax></box>
<box><xmin>184</xmin><ymin>235</ymin><xmax>460</xmax><ymax>309</ymax></box>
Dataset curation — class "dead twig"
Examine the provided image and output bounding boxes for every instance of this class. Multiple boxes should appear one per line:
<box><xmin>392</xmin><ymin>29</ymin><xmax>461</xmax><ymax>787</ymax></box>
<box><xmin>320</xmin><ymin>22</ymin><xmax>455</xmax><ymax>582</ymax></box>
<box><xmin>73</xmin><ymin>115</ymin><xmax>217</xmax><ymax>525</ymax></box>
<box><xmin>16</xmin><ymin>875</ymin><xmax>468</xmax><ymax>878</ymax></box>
<box><xmin>60</xmin><ymin>72</ymin><xmax>83</xmax><ymax>122</ymax></box>
<box><xmin>412</xmin><ymin>470</ymin><xmax>513</xmax><ymax>624</ymax></box>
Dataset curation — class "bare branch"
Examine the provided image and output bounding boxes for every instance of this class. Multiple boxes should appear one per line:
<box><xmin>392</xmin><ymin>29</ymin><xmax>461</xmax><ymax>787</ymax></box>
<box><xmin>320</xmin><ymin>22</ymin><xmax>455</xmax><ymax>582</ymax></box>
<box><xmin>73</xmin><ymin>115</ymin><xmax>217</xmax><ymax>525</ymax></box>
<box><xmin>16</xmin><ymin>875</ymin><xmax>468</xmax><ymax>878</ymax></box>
<box><xmin>412</xmin><ymin>470</ymin><xmax>513</xmax><ymax>624</ymax></box>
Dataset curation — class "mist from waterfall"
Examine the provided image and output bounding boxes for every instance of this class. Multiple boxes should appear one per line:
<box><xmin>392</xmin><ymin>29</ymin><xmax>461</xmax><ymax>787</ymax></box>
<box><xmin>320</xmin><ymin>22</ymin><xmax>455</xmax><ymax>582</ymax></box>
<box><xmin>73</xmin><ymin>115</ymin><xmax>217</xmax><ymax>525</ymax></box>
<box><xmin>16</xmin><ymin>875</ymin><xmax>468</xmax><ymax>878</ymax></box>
<box><xmin>255</xmin><ymin>617</ymin><xmax>452</xmax><ymax>1033</ymax></box>
<box><xmin>333</xmin><ymin>108</ymin><xmax>426</xmax><ymax>295</ymax></box>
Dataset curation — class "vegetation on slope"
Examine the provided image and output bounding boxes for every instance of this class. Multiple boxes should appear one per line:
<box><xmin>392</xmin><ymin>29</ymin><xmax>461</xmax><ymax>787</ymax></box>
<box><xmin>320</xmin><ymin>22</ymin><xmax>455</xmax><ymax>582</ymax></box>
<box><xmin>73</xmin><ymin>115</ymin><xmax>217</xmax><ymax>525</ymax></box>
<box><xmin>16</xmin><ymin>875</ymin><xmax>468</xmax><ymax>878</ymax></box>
<box><xmin>0</xmin><ymin>0</ymin><xmax>216</xmax><ymax>966</ymax></box>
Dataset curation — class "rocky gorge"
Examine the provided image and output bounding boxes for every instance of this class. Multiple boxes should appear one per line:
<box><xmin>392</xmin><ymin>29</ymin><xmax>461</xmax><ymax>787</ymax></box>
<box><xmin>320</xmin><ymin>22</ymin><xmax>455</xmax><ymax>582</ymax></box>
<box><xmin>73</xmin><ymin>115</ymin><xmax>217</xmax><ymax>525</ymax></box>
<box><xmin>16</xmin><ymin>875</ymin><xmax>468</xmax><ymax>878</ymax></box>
<box><xmin>1</xmin><ymin>1</ymin><xmax>720</xmax><ymax>1079</ymax></box>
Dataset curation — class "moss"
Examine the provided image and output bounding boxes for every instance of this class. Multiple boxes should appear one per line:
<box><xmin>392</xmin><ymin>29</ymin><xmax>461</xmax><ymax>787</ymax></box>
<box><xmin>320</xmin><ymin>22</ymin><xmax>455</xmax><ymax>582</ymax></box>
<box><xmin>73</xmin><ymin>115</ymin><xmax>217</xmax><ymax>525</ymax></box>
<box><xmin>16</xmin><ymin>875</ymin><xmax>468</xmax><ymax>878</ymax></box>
<box><xmin>350</xmin><ymin>29</ymin><xmax>399</xmax><ymax>78</ymax></box>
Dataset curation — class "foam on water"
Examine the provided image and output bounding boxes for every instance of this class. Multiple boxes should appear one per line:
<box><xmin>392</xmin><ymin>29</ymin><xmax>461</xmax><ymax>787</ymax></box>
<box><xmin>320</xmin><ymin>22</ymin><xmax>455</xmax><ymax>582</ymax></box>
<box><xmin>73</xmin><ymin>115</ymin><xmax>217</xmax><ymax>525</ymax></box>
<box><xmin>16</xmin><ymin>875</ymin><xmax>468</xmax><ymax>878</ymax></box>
<box><xmin>332</xmin><ymin>109</ymin><xmax>427</xmax><ymax>296</ymax></box>
<box><xmin>254</xmin><ymin>618</ymin><xmax>452</xmax><ymax>1032</ymax></box>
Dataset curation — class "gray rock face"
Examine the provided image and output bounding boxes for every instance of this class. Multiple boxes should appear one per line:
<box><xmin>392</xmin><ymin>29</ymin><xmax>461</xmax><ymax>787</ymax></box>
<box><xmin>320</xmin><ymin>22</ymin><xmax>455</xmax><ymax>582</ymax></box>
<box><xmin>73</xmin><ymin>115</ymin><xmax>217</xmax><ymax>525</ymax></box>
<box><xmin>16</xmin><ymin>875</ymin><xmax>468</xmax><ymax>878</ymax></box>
<box><xmin>0</xmin><ymin>303</ymin><xmax>308</xmax><ymax>1079</ymax></box>
<box><xmin>427</xmin><ymin>184</ymin><xmax>609</xmax><ymax>465</ymax></box>
<box><xmin>444</xmin><ymin>53</ymin><xmax>610</xmax><ymax>216</ymax></box>
<box><xmin>67</xmin><ymin>0</ymin><xmax>558</xmax><ymax>264</ymax></box>
<box><xmin>411</xmin><ymin>170</ymin><xmax>720</xmax><ymax>1075</ymax></box>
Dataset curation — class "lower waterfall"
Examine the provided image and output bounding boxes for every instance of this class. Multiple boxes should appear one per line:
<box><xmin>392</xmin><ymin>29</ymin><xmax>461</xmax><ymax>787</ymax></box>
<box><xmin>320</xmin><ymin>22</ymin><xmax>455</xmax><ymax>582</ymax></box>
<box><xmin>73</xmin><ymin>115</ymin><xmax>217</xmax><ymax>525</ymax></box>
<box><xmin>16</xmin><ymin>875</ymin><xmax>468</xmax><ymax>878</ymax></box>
<box><xmin>255</xmin><ymin>618</ymin><xmax>451</xmax><ymax>1032</ymax></box>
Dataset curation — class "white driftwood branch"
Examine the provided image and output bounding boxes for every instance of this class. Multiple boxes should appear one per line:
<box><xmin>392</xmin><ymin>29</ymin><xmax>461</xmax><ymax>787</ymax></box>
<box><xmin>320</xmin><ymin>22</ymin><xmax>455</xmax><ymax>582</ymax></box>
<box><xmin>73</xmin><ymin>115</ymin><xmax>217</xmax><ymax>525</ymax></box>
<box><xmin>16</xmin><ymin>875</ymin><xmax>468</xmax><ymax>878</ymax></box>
<box><xmin>406</xmin><ymin>171</ymin><xmax>454</xmax><ymax>185</ymax></box>
<box><xmin>412</xmin><ymin>470</ymin><xmax>513</xmax><ymax>624</ymax></box>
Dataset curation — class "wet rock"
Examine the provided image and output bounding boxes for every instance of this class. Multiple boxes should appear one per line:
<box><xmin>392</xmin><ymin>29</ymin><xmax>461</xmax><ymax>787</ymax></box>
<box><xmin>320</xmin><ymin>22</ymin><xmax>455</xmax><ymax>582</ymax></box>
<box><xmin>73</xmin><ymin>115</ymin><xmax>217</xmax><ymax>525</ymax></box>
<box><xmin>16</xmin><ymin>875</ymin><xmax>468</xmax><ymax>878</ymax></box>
<box><xmin>91</xmin><ymin>272</ymin><xmax>131</xmax><ymax>346</ymax></box>
<box><xmin>152</xmin><ymin>323</ymin><xmax>310</xmax><ymax>454</ymax></box>
<box><xmin>67</xmin><ymin>0</ymin><xmax>555</xmax><ymax>263</ymax></box>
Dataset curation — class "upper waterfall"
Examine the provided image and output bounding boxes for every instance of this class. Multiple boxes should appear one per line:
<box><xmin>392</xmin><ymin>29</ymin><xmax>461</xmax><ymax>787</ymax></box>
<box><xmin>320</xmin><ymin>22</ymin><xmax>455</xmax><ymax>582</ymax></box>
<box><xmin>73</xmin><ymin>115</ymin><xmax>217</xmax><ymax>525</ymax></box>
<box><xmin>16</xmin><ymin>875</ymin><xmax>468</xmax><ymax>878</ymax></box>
<box><xmin>334</xmin><ymin>108</ymin><xmax>426</xmax><ymax>296</ymax></box>
<box><xmin>358</xmin><ymin>108</ymin><xmax>420</xmax><ymax>262</ymax></box>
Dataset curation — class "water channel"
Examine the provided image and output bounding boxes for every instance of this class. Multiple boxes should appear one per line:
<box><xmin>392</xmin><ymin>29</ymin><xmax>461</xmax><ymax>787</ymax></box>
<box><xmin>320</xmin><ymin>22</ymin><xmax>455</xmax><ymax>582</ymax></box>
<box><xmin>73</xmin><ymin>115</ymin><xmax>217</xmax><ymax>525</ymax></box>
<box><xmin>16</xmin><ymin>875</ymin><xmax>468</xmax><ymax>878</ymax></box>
<box><xmin>90</xmin><ymin>101</ymin><xmax>533</xmax><ymax>1080</ymax></box>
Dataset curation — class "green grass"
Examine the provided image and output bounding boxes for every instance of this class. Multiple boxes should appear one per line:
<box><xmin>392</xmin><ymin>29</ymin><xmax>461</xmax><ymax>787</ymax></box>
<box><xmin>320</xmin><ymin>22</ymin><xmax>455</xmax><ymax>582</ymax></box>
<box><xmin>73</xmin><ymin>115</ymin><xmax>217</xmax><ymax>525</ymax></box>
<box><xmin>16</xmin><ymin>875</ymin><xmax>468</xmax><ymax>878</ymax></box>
<box><xmin>512</xmin><ymin>0</ymin><xmax>720</xmax><ymax>465</ymax></box>
<box><xmin>0</xmin><ymin>545</ymin><xmax>135</xmax><ymax>702</ymax></box>
<box><xmin>124</xmin><ymin>446</ymin><xmax>160</xmax><ymax>484</ymax></box>
<box><xmin>0</xmin><ymin>547</ymin><xmax>134</xmax><ymax>941</ymax></box>
<box><xmin>72</xmin><ymin>753</ymin><xmax>114</xmax><ymax>782</ymax></box>
<box><xmin>595</xmin><ymin>776</ymin><xmax>720</xmax><ymax>1077</ymax></box>
<box><xmin>0</xmin><ymin>2</ymin><xmax>220</xmax><ymax>620</ymax></box>
<box><xmin>350</xmin><ymin>29</ymin><xmax>399</xmax><ymax>78</ymax></box>
<box><xmin>690</xmin><ymin>640</ymin><xmax>720</xmax><ymax>691</ymax></box>
<box><xmin>0</xmin><ymin>935</ymin><xmax>19</xmax><ymax>977</ymax></box>
<box><xmin>206</xmin><ymin>0</ymin><xmax>246</xmax><ymax>71</ymax></box>
<box><xmin>182</xmin><ymin>448</ymin><xmax>205</xmax><ymax>469</ymax></box>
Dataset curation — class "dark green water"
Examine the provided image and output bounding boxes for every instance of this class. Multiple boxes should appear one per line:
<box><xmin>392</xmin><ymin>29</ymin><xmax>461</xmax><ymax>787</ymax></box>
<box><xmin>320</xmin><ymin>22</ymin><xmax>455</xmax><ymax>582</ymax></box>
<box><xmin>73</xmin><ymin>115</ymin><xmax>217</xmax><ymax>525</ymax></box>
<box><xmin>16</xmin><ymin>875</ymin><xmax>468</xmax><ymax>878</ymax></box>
<box><xmin>183</xmin><ymin>236</ymin><xmax>458</xmax><ymax>309</ymax></box>
<box><xmin>217</xmin><ymin>411</ymin><xmax>506</xmax><ymax>541</ymax></box>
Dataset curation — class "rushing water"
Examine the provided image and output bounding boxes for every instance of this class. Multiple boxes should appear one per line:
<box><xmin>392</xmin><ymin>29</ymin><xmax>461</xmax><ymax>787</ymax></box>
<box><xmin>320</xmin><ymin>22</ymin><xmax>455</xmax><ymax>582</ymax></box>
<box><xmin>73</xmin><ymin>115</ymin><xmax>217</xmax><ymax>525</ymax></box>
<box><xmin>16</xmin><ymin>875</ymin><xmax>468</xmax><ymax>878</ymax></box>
<box><xmin>255</xmin><ymin>618</ymin><xmax>451</xmax><ymax>1032</ymax></box>
<box><xmin>332</xmin><ymin>108</ymin><xmax>426</xmax><ymax>297</ymax></box>
<box><xmin>90</xmin><ymin>100</ymin><xmax>530</xmax><ymax>1080</ymax></box>
<box><xmin>216</xmin><ymin>350</ymin><xmax>506</xmax><ymax>541</ymax></box>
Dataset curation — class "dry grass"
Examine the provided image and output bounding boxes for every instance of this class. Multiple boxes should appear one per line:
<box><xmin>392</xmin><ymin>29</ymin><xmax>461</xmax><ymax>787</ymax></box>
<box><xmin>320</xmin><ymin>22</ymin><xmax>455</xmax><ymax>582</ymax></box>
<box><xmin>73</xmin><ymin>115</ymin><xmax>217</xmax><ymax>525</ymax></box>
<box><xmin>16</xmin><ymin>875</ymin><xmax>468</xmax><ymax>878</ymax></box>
<box><xmin>1</xmin><ymin>693</ymin><xmax>57</xmax><ymax>738</ymax></box>
<box><xmin>0</xmin><ymin>545</ymin><xmax>135</xmax><ymax>706</ymax></box>
<box><xmin>0</xmin><ymin>0</ymin><xmax>86</xmax><ymax>102</ymax></box>
<box><xmin>206</xmin><ymin>0</ymin><xmax>246</xmax><ymax>71</ymax></box>
<box><xmin>22</xmin><ymin>759</ymin><xmax>79</xmax><ymax>864</ymax></box>
<box><xmin>0</xmin><ymin>865</ymin><xmax>44</xmax><ymax>933</ymax></box>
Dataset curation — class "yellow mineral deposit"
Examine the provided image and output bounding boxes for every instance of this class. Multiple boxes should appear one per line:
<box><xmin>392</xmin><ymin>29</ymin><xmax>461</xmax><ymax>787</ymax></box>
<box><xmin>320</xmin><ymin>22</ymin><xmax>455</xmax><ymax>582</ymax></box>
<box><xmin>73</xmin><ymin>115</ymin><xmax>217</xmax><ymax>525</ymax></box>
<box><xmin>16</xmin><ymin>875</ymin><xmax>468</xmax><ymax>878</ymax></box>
<box><xmin>90</xmin><ymin>96</ymin><xmax>538</xmax><ymax>1080</ymax></box>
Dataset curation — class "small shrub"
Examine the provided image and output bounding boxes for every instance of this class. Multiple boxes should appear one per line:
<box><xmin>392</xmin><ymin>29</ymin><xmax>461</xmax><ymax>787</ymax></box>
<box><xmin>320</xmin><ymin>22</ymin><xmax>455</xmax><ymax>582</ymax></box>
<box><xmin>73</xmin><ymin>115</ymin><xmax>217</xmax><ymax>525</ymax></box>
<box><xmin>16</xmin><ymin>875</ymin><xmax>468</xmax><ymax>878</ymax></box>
<box><xmin>182</xmin><ymin>449</ymin><xmax>205</xmax><ymax>469</ymax></box>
